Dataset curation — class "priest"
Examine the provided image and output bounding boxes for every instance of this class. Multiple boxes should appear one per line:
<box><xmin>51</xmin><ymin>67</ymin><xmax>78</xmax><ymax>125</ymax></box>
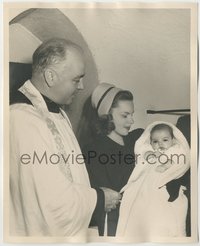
<box><xmin>10</xmin><ymin>38</ymin><xmax>121</xmax><ymax>238</ymax></box>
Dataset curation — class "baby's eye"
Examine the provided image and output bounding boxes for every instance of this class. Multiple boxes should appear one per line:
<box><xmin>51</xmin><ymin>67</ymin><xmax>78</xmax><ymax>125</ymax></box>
<box><xmin>163</xmin><ymin>139</ymin><xmax>169</xmax><ymax>142</ymax></box>
<box><xmin>152</xmin><ymin>140</ymin><xmax>158</xmax><ymax>144</ymax></box>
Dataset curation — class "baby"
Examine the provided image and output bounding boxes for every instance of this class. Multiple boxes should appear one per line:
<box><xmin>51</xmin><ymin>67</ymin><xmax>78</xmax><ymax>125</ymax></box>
<box><xmin>144</xmin><ymin>123</ymin><xmax>175</xmax><ymax>172</ymax></box>
<box><xmin>117</xmin><ymin>121</ymin><xmax>190</xmax><ymax>237</ymax></box>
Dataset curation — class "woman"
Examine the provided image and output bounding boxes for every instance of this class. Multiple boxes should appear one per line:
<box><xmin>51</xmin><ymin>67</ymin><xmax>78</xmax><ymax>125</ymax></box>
<box><xmin>81</xmin><ymin>83</ymin><xmax>143</xmax><ymax>236</ymax></box>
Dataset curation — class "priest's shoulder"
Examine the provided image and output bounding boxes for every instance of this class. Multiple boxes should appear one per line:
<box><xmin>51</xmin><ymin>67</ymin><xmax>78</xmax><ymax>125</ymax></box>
<box><xmin>10</xmin><ymin>93</ymin><xmax>41</xmax><ymax>122</ymax></box>
<box><xmin>10</xmin><ymin>89</ymin><xmax>32</xmax><ymax>105</ymax></box>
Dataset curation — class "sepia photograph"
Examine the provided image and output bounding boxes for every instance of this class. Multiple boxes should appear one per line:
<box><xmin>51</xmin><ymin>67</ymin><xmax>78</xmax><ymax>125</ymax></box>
<box><xmin>3</xmin><ymin>2</ymin><xmax>198</xmax><ymax>244</ymax></box>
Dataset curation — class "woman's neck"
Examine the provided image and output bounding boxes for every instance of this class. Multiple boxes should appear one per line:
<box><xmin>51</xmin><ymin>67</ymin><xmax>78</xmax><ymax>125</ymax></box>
<box><xmin>107</xmin><ymin>131</ymin><xmax>124</xmax><ymax>146</ymax></box>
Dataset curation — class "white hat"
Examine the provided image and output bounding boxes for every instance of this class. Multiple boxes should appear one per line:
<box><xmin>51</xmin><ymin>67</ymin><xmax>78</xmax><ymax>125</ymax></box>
<box><xmin>91</xmin><ymin>83</ymin><xmax>122</xmax><ymax>116</ymax></box>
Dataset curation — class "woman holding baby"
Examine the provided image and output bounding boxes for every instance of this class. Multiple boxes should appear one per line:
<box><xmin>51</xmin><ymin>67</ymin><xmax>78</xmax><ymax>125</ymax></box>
<box><xmin>81</xmin><ymin>83</ymin><xmax>190</xmax><ymax>238</ymax></box>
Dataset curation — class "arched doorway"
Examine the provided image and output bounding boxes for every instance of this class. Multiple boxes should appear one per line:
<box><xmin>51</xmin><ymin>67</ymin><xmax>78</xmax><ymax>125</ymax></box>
<box><xmin>9</xmin><ymin>8</ymin><xmax>99</xmax><ymax>133</ymax></box>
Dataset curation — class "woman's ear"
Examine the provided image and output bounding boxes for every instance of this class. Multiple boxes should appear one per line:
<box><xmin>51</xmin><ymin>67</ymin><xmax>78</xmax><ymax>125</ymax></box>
<box><xmin>43</xmin><ymin>68</ymin><xmax>57</xmax><ymax>87</ymax></box>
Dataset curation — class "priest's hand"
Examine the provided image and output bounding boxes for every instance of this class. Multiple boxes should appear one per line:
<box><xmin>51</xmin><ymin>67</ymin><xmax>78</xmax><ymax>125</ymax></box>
<box><xmin>100</xmin><ymin>187</ymin><xmax>122</xmax><ymax>212</ymax></box>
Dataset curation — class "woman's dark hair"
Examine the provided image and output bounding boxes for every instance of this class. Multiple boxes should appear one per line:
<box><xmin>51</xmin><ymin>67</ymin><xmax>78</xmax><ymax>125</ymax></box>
<box><xmin>111</xmin><ymin>90</ymin><xmax>133</xmax><ymax>109</ymax></box>
<box><xmin>150</xmin><ymin>124</ymin><xmax>174</xmax><ymax>140</ymax></box>
<box><xmin>77</xmin><ymin>90</ymin><xmax>133</xmax><ymax>148</ymax></box>
<box><xmin>96</xmin><ymin>90</ymin><xmax>133</xmax><ymax>135</ymax></box>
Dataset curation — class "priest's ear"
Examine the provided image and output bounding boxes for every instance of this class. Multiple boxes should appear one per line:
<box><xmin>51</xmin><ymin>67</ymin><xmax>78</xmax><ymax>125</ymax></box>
<box><xmin>43</xmin><ymin>68</ymin><xmax>57</xmax><ymax>87</ymax></box>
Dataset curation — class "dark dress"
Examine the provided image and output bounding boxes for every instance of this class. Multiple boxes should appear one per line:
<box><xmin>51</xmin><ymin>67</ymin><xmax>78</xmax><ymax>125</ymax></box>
<box><xmin>82</xmin><ymin>129</ymin><xmax>143</xmax><ymax>236</ymax></box>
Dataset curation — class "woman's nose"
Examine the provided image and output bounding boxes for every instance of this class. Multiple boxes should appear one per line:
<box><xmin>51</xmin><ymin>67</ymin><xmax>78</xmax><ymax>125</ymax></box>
<box><xmin>128</xmin><ymin>117</ymin><xmax>134</xmax><ymax>124</ymax></box>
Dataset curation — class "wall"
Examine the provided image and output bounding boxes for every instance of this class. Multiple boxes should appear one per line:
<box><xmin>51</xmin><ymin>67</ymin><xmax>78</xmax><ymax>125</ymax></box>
<box><xmin>9</xmin><ymin>8</ymin><xmax>190</xmax><ymax>129</ymax></box>
<box><xmin>60</xmin><ymin>8</ymin><xmax>190</xmax><ymax>129</ymax></box>
<box><xmin>9</xmin><ymin>8</ymin><xmax>99</xmax><ymax>132</ymax></box>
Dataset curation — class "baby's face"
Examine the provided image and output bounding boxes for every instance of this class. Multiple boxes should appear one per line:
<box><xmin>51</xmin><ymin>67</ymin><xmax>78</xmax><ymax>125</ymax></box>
<box><xmin>150</xmin><ymin>129</ymin><xmax>173</xmax><ymax>151</ymax></box>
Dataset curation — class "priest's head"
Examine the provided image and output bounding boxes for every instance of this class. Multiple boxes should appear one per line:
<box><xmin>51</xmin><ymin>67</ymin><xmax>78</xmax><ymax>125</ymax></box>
<box><xmin>31</xmin><ymin>38</ymin><xmax>85</xmax><ymax>105</ymax></box>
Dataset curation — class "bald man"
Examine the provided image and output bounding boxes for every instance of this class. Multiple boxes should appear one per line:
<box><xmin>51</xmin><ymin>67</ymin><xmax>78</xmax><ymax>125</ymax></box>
<box><xmin>9</xmin><ymin>38</ymin><xmax>120</xmax><ymax>238</ymax></box>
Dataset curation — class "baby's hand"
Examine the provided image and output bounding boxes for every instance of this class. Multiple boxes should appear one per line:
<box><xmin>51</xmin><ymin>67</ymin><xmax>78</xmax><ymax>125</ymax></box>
<box><xmin>144</xmin><ymin>151</ymin><xmax>156</xmax><ymax>164</ymax></box>
<box><xmin>155</xmin><ymin>165</ymin><xmax>167</xmax><ymax>173</ymax></box>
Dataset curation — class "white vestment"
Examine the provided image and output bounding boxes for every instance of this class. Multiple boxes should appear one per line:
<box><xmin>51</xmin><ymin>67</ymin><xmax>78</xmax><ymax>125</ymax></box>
<box><xmin>116</xmin><ymin>121</ymin><xmax>190</xmax><ymax>239</ymax></box>
<box><xmin>10</xmin><ymin>80</ymin><xmax>97</xmax><ymax>237</ymax></box>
